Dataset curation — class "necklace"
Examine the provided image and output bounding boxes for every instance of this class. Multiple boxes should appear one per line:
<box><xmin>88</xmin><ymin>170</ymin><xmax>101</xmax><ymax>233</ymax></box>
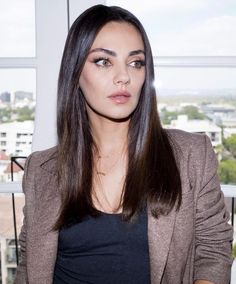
<box><xmin>92</xmin><ymin>172</ymin><xmax>125</xmax><ymax>213</ymax></box>
<box><xmin>92</xmin><ymin>146</ymin><xmax>127</xmax><ymax>213</ymax></box>
<box><xmin>95</xmin><ymin>145</ymin><xmax>126</xmax><ymax>176</ymax></box>
<box><xmin>96</xmin><ymin>154</ymin><xmax>121</xmax><ymax>176</ymax></box>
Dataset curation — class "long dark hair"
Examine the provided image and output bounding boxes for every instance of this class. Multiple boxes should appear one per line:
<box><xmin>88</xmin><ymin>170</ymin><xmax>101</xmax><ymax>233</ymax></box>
<box><xmin>55</xmin><ymin>5</ymin><xmax>181</xmax><ymax>229</ymax></box>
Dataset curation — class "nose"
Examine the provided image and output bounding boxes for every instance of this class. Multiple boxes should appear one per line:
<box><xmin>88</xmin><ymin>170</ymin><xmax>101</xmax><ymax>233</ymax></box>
<box><xmin>113</xmin><ymin>65</ymin><xmax>130</xmax><ymax>86</ymax></box>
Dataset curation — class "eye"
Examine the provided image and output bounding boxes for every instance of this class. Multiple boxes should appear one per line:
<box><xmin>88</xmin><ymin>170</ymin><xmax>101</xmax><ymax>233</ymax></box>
<box><xmin>129</xmin><ymin>60</ymin><xmax>146</xmax><ymax>69</ymax></box>
<box><xmin>93</xmin><ymin>57</ymin><xmax>111</xmax><ymax>67</ymax></box>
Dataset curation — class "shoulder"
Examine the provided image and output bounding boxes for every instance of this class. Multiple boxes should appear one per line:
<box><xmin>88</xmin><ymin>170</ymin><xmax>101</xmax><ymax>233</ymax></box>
<box><xmin>24</xmin><ymin>146</ymin><xmax>58</xmax><ymax>175</ymax></box>
<box><xmin>165</xmin><ymin>128</ymin><xmax>207</xmax><ymax>149</ymax></box>
<box><xmin>164</xmin><ymin>128</ymin><xmax>213</xmax><ymax>160</ymax></box>
<box><xmin>165</xmin><ymin>128</ymin><xmax>217</xmax><ymax>189</ymax></box>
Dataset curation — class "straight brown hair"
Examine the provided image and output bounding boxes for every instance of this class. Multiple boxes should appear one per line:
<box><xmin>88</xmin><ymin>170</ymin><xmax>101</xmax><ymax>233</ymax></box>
<box><xmin>55</xmin><ymin>5</ymin><xmax>182</xmax><ymax>229</ymax></box>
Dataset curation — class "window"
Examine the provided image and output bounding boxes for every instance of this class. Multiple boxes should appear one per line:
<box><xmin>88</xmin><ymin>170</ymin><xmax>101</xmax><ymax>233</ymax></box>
<box><xmin>0</xmin><ymin>0</ymin><xmax>35</xmax><ymax>57</ymax></box>
<box><xmin>0</xmin><ymin>0</ymin><xmax>36</xmax><ymax>186</ymax></box>
<box><xmin>106</xmin><ymin>0</ymin><xmax>236</xmax><ymax>56</ymax></box>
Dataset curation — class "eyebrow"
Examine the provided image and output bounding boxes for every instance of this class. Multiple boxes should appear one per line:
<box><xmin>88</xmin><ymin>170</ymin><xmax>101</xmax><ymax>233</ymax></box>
<box><xmin>89</xmin><ymin>48</ymin><xmax>145</xmax><ymax>57</ymax></box>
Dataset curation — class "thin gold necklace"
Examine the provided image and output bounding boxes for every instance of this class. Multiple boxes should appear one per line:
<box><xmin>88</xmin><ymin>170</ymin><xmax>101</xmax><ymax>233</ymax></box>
<box><xmin>92</xmin><ymin>173</ymin><xmax>125</xmax><ymax>213</ymax></box>
<box><xmin>95</xmin><ymin>145</ymin><xmax>126</xmax><ymax>176</ymax></box>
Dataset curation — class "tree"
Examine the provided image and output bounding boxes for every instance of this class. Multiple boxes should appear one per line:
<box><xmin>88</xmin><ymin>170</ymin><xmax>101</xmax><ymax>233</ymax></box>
<box><xmin>224</xmin><ymin>134</ymin><xmax>236</xmax><ymax>159</ymax></box>
<box><xmin>0</xmin><ymin>107</ymin><xmax>12</xmax><ymax>122</ymax></box>
<box><xmin>16</xmin><ymin>106</ymin><xmax>34</xmax><ymax>121</ymax></box>
<box><xmin>218</xmin><ymin>159</ymin><xmax>236</xmax><ymax>184</ymax></box>
<box><xmin>180</xmin><ymin>106</ymin><xmax>205</xmax><ymax>120</ymax></box>
<box><xmin>161</xmin><ymin>110</ymin><xmax>178</xmax><ymax>125</ymax></box>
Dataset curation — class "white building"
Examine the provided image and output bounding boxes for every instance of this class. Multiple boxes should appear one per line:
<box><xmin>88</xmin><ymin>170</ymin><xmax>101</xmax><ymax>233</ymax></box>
<box><xmin>0</xmin><ymin>151</ymin><xmax>9</xmax><ymax>182</ymax></box>
<box><xmin>167</xmin><ymin>115</ymin><xmax>222</xmax><ymax>147</ymax></box>
<box><xmin>0</xmin><ymin>121</ymin><xmax>34</xmax><ymax>156</ymax></box>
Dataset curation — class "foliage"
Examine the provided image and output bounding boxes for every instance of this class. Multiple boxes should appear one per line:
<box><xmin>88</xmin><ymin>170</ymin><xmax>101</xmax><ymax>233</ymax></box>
<box><xmin>161</xmin><ymin>109</ymin><xmax>178</xmax><ymax>125</ymax></box>
<box><xmin>224</xmin><ymin>134</ymin><xmax>236</xmax><ymax>159</ymax></box>
<box><xmin>0</xmin><ymin>107</ymin><xmax>12</xmax><ymax>122</ymax></box>
<box><xmin>180</xmin><ymin>106</ymin><xmax>205</xmax><ymax>120</ymax></box>
<box><xmin>0</xmin><ymin>106</ymin><xmax>34</xmax><ymax>123</ymax></box>
<box><xmin>218</xmin><ymin>159</ymin><xmax>236</xmax><ymax>184</ymax></box>
<box><xmin>16</xmin><ymin>106</ymin><xmax>34</xmax><ymax>121</ymax></box>
<box><xmin>161</xmin><ymin>105</ymin><xmax>205</xmax><ymax>125</ymax></box>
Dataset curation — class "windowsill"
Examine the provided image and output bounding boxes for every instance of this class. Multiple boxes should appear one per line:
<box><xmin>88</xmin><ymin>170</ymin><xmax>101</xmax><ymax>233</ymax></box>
<box><xmin>0</xmin><ymin>182</ymin><xmax>236</xmax><ymax>197</ymax></box>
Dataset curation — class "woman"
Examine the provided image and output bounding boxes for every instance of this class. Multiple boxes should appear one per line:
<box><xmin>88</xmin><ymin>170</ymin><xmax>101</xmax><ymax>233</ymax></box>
<box><xmin>15</xmin><ymin>4</ymin><xmax>232</xmax><ymax>284</ymax></box>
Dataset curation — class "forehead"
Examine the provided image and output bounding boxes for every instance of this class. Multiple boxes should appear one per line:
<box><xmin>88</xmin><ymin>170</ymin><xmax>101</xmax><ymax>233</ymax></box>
<box><xmin>90</xmin><ymin>21</ymin><xmax>144</xmax><ymax>51</ymax></box>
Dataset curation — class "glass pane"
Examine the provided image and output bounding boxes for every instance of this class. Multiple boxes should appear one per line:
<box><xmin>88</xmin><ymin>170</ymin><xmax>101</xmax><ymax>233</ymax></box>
<box><xmin>107</xmin><ymin>0</ymin><xmax>236</xmax><ymax>56</ymax></box>
<box><xmin>155</xmin><ymin>67</ymin><xmax>236</xmax><ymax>185</ymax></box>
<box><xmin>0</xmin><ymin>0</ymin><xmax>35</xmax><ymax>57</ymax></box>
<box><xmin>0</xmin><ymin>193</ymin><xmax>24</xmax><ymax>283</ymax></box>
<box><xmin>0</xmin><ymin>69</ymin><xmax>35</xmax><ymax>182</ymax></box>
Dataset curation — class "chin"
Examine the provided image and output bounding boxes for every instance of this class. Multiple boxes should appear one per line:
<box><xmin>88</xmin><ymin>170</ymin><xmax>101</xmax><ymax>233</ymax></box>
<box><xmin>104</xmin><ymin>111</ymin><xmax>135</xmax><ymax>122</ymax></box>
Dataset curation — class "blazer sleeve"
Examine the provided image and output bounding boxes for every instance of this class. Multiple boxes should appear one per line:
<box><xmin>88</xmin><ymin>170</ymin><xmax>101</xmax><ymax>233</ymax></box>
<box><xmin>193</xmin><ymin>135</ymin><xmax>233</xmax><ymax>284</ymax></box>
<box><xmin>14</xmin><ymin>153</ymin><xmax>34</xmax><ymax>284</ymax></box>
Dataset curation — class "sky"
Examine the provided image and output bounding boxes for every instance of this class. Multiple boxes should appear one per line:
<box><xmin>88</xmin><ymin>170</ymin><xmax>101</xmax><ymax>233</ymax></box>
<box><xmin>107</xmin><ymin>0</ymin><xmax>236</xmax><ymax>56</ymax></box>
<box><xmin>0</xmin><ymin>0</ymin><xmax>236</xmax><ymax>94</ymax></box>
<box><xmin>0</xmin><ymin>0</ymin><xmax>35</xmax><ymax>57</ymax></box>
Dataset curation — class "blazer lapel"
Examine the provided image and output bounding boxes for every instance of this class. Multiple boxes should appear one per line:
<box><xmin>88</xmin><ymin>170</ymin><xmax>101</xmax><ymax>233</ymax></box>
<box><xmin>27</xmin><ymin>156</ymin><xmax>61</xmax><ymax>283</ymax></box>
<box><xmin>148</xmin><ymin>206</ymin><xmax>177</xmax><ymax>284</ymax></box>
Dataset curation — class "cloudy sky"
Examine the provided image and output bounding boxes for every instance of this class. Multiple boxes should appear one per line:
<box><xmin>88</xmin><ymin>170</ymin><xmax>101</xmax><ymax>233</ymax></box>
<box><xmin>0</xmin><ymin>0</ymin><xmax>236</xmax><ymax>94</ymax></box>
<box><xmin>108</xmin><ymin>0</ymin><xmax>236</xmax><ymax>56</ymax></box>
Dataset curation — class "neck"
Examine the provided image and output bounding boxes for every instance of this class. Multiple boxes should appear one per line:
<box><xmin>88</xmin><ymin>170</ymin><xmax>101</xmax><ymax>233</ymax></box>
<box><xmin>89</xmin><ymin>116</ymin><xmax>129</xmax><ymax>154</ymax></box>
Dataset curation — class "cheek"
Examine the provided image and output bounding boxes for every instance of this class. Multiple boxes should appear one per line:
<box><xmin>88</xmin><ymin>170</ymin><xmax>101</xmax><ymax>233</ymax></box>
<box><xmin>134</xmin><ymin>73</ymin><xmax>145</xmax><ymax>94</ymax></box>
<box><xmin>79</xmin><ymin>72</ymin><xmax>91</xmax><ymax>94</ymax></box>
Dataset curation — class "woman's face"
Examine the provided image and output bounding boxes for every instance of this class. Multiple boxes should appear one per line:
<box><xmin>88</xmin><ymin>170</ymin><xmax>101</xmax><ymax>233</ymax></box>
<box><xmin>79</xmin><ymin>21</ymin><xmax>146</xmax><ymax>122</ymax></box>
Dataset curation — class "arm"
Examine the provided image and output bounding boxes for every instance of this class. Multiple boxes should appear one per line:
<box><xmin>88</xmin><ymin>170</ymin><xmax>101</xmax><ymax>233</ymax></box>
<box><xmin>14</xmin><ymin>154</ymin><xmax>34</xmax><ymax>284</ymax></box>
<box><xmin>193</xmin><ymin>135</ymin><xmax>233</xmax><ymax>284</ymax></box>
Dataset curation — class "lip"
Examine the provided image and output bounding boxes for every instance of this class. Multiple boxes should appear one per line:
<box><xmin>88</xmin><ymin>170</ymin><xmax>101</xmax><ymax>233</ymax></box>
<box><xmin>108</xmin><ymin>91</ymin><xmax>131</xmax><ymax>104</ymax></box>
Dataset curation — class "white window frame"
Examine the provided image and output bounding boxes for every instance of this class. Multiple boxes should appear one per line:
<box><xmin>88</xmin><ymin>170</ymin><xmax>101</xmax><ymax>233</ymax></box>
<box><xmin>1</xmin><ymin>0</ymin><xmax>236</xmax><ymax>193</ymax></box>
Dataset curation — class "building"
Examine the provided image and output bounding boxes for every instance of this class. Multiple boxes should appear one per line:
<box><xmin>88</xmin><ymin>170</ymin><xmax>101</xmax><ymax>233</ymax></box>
<box><xmin>0</xmin><ymin>151</ymin><xmax>9</xmax><ymax>182</ymax></box>
<box><xmin>0</xmin><ymin>92</ymin><xmax>11</xmax><ymax>103</ymax></box>
<box><xmin>0</xmin><ymin>121</ymin><xmax>33</xmax><ymax>156</ymax></box>
<box><xmin>166</xmin><ymin>115</ymin><xmax>222</xmax><ymax>147</ymax></box>
<box><xmin>201</xmin><ymin>104</ymin><xmax>236</xmax><ymax>127</ymax></box>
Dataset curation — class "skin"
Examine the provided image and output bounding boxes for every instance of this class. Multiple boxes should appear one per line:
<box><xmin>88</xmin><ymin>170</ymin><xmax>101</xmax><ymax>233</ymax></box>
<box><xmin>79</xmin><ymin>21</ymin><xmax>146</xmax><ymax>212</ymax></box>
<box><xmin>79</xmin><ymin>21</ymin><xmax>215</xmax><ymax>284</ymax></box>
<box><xmin>79</xmin><ymin>21</ymin><xmax>146</xmax><ymax>125</ymax></box>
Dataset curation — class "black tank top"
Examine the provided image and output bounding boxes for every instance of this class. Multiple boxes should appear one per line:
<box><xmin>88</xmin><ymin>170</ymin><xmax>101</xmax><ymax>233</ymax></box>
<box><xmin>53</xmin><ymin>210</ymin><xmax>150</xmax><ymax>284</ymax></box>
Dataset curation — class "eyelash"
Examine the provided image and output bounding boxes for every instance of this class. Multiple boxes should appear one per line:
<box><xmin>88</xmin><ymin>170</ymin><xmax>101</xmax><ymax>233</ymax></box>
<box><xmin>92</xmin><ymin>57</ymin><xmax>146</xmax><ymax>69</ymax></box>
<box><xmin>93</xmin><ymin>57</ymin><xmax>111</xmax><ymax>67</ymax></box>
<box><xmin>130</xmin><ymin>60</ymin><xmax>146</xmax><ymax>69</ymax></box>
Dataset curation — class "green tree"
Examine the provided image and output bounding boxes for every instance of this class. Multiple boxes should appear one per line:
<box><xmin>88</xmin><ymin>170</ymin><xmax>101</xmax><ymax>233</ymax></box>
<box><xmin>218</xmin><ymin>159</ymin><xmax>236</xmax><ymax>184</ymax></box>
<box><xmin>224</xmin><ymin>134</ymin><xmax>236</xmax><ymax>159</ymax></box>
<box><xmin>16</xmin><ymin>106</ymin><xmax>34</xmax><ymax>121</ymax></box>
<box><xmin>161</xmin><ymin>108</ymin><xmax>178</xmax><ymax>125</ymax></box>
<box><xmin>180</xmin><ymin>106</ymin><xmax>205</xmax><ymax>120</ymax></box>
<box><xmin>0</xmin><ymin>107</ymin><xmax>12</xmax><ymax>122</ymax></box>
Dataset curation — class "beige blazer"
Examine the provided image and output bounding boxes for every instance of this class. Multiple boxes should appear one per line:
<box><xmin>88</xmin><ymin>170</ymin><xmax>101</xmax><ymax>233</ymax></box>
<box><xmin>15</xmin><ymin>129</ymin><xmax>233</xmax><ymax>284</ymax></box>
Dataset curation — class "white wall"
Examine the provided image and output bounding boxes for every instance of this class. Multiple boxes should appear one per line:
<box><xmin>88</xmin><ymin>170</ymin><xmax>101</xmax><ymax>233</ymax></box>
<box><xmin>33</xmin><ymin>0</ymin><xmax>105</xmax><ymax>152</ymax></box>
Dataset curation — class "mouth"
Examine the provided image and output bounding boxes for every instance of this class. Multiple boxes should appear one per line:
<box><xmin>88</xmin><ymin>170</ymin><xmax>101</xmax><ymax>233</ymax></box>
<box><xmin>108</xmin><ymin>91</ymin><xmax>131</xmax><ymax>104</ymax></box>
